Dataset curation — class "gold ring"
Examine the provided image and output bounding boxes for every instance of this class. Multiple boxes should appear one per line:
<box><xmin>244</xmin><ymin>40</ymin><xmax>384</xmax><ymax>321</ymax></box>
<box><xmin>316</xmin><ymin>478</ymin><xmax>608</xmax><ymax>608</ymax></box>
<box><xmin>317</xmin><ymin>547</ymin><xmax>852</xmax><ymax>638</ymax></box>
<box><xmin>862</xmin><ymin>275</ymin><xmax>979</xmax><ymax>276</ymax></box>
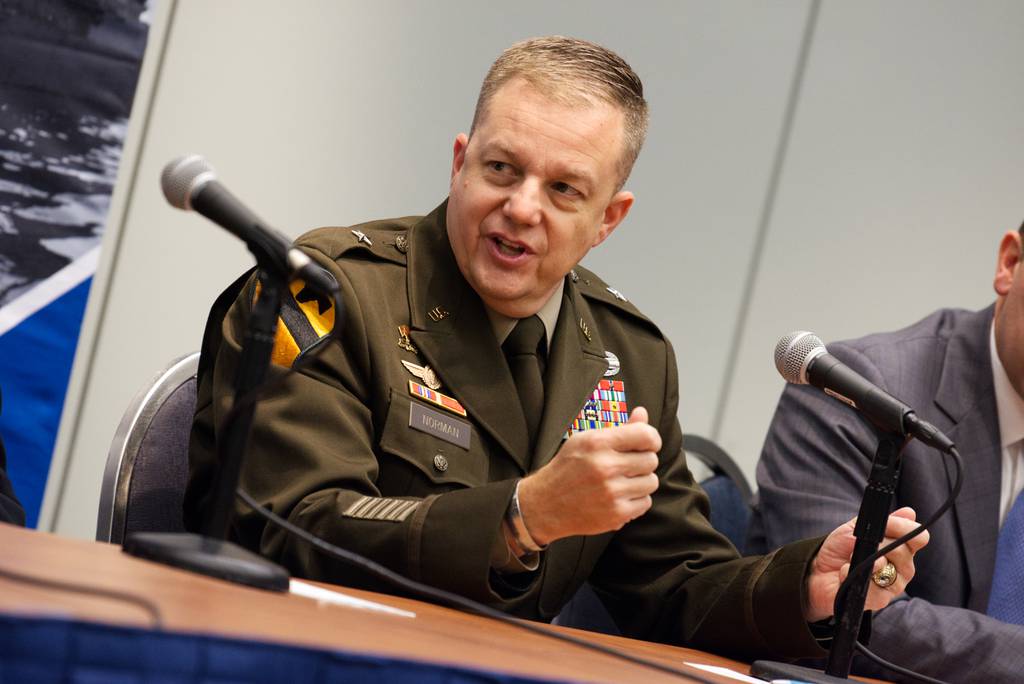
<box><xmin>871</xmin><ymin>560</ymin><xmax>898</xmax><ymax>589</ymax></box>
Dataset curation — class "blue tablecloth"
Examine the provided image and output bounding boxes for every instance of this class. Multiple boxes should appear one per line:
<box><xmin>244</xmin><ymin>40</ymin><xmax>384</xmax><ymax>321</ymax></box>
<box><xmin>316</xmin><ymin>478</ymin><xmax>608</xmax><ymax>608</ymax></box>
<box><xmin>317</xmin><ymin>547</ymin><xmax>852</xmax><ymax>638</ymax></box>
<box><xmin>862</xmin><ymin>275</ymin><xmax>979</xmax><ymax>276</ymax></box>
<box><xmin>0</xmin><ymin>614</ymin><xmax>572</xmax><ymax>684</ymax></box>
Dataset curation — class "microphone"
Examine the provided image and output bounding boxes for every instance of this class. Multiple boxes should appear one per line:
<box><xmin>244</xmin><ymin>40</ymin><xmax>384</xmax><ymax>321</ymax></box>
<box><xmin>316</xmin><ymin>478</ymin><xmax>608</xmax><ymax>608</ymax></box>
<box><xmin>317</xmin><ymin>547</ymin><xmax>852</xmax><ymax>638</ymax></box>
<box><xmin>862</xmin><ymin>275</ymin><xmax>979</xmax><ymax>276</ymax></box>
<box><xmin>775</xmin><ymin>331</ymin><xmax>954</xmax><ymax>453</ymax></box>
<box><xmin>160</xmin><ymin>154</ymin><xmax>338</xmax><ymax>295</ymax></box>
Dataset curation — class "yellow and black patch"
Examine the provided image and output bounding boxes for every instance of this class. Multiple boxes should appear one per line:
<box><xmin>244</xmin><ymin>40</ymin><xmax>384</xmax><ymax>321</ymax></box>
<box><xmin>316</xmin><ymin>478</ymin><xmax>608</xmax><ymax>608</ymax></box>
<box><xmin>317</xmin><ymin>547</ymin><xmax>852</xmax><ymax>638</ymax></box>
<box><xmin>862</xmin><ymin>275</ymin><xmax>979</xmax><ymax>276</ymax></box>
<box><xmin>254</xmin><ymin>279</ymin><xmax>336</xmax><ymax>367</ymax></box>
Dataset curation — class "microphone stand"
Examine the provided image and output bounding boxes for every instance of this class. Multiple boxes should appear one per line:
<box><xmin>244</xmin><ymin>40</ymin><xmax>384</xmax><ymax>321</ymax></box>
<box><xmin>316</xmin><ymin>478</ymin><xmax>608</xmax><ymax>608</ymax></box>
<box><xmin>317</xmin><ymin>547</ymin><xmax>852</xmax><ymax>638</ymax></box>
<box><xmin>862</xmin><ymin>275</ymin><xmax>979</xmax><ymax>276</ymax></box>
<box><xmin>751</xmin><ymin>431</ymin><xmax>908</xmax><ymax>683</ymax></box>
<box><xmin>123</xmin><ymin>269</ymin><xmax>290</xmax><ymax>592</ymax></box>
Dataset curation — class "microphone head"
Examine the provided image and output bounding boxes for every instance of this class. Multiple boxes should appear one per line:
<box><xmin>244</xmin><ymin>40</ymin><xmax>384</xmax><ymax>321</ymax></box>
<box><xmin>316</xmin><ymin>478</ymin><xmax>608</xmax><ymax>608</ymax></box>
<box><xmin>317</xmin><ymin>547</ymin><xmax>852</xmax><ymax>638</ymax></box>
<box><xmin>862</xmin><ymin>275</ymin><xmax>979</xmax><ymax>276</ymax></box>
<box><xmin>160</xmin><ymin>154</ymin><xmax>216</xmax><ymax>210</ymax></box>
<box><xmin>774</xmin><ymin>331</ymin><xmax>826</xmax><ymax>384</ymax></box>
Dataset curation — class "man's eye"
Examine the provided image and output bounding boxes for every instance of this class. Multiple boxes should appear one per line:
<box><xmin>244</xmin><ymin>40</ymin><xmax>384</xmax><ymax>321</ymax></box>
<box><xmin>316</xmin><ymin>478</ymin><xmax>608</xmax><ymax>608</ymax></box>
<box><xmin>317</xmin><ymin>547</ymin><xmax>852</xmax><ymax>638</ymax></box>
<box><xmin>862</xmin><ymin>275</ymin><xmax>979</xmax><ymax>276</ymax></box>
<box><xmin>488</xmin><ymin>161</ymin><xmax>510</xmax><ymax>173</ymax></box>
<box><xmin>552</xmin><ymin>181</ymin><xmax>580</xmax><ymax>196</ymax></box>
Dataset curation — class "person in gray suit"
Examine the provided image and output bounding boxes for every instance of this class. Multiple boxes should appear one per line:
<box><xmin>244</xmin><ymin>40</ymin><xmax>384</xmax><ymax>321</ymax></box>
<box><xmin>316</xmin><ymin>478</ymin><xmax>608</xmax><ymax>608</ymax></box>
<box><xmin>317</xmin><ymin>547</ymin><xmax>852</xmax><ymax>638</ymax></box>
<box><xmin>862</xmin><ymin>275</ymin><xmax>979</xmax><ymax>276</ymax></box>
<box><xmin>747</xmin><ymin>223</ymin><xmax>1024</xmax><ymax>683</ymax></box>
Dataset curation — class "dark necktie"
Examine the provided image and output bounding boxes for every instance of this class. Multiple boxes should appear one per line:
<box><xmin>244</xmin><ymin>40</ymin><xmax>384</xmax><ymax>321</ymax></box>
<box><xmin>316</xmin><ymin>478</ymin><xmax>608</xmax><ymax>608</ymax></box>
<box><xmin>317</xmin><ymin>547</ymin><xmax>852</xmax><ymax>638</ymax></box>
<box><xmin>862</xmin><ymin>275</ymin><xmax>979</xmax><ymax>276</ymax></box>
<box><xmin>988</xmin><ymin>460</ymin><xmax>1024</xmax><ymax>625</ymax></box>
<box><xmin>502</xmin><ymin>315</ymin><xmax>546</xmax><ymax>448</ymax></box>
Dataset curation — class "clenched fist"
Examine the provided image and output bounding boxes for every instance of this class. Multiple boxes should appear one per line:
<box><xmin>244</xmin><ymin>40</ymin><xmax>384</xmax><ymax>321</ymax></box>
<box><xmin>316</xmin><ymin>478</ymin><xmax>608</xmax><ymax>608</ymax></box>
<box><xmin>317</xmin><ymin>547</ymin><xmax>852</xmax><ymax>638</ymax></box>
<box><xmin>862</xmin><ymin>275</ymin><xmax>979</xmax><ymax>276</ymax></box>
<box><xmin>516</xmin><ymin>407</ymin><xmax>662</xmax><ymax>546</ymax></box>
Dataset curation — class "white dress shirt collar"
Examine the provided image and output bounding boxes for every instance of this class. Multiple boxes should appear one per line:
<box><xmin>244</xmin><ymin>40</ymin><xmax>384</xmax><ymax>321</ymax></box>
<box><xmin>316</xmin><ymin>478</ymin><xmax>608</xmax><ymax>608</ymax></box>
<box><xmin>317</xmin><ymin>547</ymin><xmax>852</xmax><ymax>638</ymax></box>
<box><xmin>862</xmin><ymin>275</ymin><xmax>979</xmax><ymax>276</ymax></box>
<box><xmin>990</xmin><ymin>323</ymin><xmax>1024</xmax><ymax>525</ymax></box>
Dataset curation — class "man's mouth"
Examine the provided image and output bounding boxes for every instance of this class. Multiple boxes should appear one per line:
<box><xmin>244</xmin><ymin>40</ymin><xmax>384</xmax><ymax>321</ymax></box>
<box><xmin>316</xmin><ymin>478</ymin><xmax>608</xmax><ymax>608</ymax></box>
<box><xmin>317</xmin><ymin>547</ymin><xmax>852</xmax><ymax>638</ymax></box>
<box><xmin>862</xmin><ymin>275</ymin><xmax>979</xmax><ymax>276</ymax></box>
<box><xmin>492</xmin><ymin>236</ymin><xmax>527</xmax><ymax>257</ymax></box>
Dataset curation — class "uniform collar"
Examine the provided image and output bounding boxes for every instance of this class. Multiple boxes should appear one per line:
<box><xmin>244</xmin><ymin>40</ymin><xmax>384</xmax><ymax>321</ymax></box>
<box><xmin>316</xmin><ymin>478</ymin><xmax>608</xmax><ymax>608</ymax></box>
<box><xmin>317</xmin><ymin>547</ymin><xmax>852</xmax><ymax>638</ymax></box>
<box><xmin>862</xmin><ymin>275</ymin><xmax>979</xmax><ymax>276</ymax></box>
<box><xmin>484</xmin><ymin>281</ymin><xmax>564</xmax><ymax>352</ymax></box>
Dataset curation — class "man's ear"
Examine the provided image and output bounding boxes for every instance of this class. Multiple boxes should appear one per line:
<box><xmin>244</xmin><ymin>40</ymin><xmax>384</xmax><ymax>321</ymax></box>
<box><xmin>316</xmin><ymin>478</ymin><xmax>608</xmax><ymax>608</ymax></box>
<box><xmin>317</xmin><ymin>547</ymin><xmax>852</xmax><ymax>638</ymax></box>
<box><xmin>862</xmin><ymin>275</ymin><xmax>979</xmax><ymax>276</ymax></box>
<box><xmin>994</xmin><ymin>230</ymin><xmax>1022</xmax><ymax>297</ymax></box>
<box><xmin>450</xmin><ymin>133</ymin><xmax>469</xmax><ymax>184</ymax></box>
<box><xmin>592</xmin><ymin>190</ymin><xmax>635</xmax><ymax>248</ymax></box>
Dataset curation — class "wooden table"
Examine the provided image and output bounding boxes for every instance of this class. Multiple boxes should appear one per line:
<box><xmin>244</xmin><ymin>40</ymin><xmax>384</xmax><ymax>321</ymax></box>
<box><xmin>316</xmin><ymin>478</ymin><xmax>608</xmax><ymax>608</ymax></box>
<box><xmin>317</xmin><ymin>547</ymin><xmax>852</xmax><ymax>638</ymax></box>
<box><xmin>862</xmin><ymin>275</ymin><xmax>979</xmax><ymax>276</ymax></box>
<box><xmin>0</xmin><ymin>523</ymin><xmax>825</xmax><ymax>683</ymax></box>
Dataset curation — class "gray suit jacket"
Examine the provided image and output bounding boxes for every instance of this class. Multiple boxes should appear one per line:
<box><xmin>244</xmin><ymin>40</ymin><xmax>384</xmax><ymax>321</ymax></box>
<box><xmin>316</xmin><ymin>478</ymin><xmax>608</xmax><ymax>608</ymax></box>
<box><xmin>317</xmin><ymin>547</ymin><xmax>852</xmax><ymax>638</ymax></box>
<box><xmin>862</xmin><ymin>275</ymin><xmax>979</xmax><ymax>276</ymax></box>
<box><xmin>747</xmin><ymin>306</ymin><xmax>1024</xmax><ymax>682</ymax></box>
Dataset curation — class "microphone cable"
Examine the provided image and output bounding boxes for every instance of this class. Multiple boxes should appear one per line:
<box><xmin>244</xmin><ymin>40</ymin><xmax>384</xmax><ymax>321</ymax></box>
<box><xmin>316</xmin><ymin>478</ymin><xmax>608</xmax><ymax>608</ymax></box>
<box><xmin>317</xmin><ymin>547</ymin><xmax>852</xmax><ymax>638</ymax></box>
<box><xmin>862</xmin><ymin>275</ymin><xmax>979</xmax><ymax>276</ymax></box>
<box><xmin>212</xmin><ymin>273</ymin><xmax>720</xmax><ymax>684</ymax></box>
<box><xmin>0</xmin><ymin>561</ymin><xmax>163</xmax><ymax>628</ymax></box>
<box><xmin>235</xmin><ymin>487</ymin><xmax>721</xmax><ymax>684</ymax></box>
<box><xmin>827</xmin><ymin>444</ymin><xmax>963</xmax><ymax>684</ymax></box>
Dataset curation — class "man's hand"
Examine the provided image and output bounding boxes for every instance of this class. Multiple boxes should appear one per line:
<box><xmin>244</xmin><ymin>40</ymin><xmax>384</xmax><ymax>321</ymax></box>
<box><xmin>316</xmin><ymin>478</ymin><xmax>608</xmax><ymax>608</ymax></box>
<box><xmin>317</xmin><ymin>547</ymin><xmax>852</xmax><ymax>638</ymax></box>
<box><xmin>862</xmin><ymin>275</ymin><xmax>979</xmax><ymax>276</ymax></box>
<box><xmin>516</xmin><ymin>407</ymin><xmax>661</xmax><ymax>546</ymax></box>
<box><xmin>804</xmin><ymin>507</ymin><xmax>930</xmax><ymax>622</ymax></box>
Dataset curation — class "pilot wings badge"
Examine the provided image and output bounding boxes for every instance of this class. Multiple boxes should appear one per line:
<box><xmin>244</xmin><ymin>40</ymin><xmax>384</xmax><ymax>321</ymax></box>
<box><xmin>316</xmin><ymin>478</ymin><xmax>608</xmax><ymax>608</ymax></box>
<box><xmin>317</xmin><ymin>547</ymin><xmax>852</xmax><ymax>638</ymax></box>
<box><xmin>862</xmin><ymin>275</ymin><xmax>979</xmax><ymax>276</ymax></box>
<box><xmin>401</xmin><ymin>360</ymin><xmax>442</xmax><ymax>390</ymax></box>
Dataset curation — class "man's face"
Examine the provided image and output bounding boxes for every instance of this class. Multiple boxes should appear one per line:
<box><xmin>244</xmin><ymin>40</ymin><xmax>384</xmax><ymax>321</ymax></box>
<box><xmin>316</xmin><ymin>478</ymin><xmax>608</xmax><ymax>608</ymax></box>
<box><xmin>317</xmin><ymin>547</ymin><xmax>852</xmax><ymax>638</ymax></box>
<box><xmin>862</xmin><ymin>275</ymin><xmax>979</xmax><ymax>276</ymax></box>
<box><xmin>994</xmin><ymin>230</ymin><xmax>1024</xmax><ymax>397</ymax></box>
<box><xmin>446</xmin><ymin>78</ymin><xmax>634</xmax><ymax>318</ymax></box>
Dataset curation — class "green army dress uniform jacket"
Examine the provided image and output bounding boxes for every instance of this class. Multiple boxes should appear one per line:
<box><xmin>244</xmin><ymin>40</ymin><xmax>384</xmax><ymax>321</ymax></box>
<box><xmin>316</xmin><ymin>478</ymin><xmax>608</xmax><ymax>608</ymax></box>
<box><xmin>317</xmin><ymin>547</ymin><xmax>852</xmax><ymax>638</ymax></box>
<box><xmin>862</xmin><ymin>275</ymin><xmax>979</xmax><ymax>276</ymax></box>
<box><xmin>185</xmin><ymin>202</ymin><xmax>827</xmax><ymax>662</ymax></box>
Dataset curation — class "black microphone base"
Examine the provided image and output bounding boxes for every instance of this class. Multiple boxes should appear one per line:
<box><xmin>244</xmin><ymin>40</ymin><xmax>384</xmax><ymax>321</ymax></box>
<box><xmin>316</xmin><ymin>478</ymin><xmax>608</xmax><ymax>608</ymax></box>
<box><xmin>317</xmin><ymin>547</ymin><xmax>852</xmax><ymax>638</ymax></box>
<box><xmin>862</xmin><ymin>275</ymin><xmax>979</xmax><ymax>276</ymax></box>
<box><xmin>750</xmin><ymin>661</ymin><xmax>853</xmax><ymax>682</ymax></box>
<box><xmin>123</xmin><ymin>532</ymin><xmax>289</xmax><ymax>592</ymax></box>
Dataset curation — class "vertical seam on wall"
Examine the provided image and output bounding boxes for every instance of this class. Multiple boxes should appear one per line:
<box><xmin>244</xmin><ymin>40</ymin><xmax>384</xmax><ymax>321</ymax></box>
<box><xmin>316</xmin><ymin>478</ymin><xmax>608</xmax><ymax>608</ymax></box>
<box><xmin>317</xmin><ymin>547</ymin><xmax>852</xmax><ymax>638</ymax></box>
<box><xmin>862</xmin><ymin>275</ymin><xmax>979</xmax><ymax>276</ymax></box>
<box><xmin>47</xmin><ymin>0</ymin><xmax>181</xmax><ymax>530</ymax></box>
<box><xmin>710</xmin><ymin>0</ymin><xmax>821</xmax><ymax>441</ymax></box>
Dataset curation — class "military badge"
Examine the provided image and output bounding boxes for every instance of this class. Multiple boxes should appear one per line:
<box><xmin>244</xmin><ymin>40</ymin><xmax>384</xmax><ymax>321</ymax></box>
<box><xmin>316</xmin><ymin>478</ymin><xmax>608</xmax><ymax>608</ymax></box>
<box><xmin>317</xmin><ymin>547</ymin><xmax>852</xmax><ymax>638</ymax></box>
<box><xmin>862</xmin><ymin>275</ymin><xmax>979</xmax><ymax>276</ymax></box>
<box><xmin>604</xmin><ymin>351</ymin><xmax>620</xmax><ymax>377</ymax></box>
<box><xmin>401</xmin><ymin>360</ymin><xmax>442</xmax><ymax>390</ymax></box>
<box><xmin>566</xmin><ymin>379</ymin><xmax>629</xmax><ymax>435</ymax></box>
<box><xmin>397</xmin><ymin>325</ymin><xmax>418</xmax><ymax>353</ymax></box>
<box><xmin>408</xmin><ymin>380</ymin><xmax>467</xmax><ymax>417</ymax></box>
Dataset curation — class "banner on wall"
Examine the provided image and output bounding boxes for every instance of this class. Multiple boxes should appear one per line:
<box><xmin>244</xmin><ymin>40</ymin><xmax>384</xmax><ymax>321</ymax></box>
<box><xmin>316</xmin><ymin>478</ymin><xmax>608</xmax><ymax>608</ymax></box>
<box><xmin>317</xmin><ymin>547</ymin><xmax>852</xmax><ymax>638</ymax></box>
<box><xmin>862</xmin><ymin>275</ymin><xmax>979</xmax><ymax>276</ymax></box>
<box><xmin>0</xmin><ymin>0</ymin><xmax>152</xmax><ymax>526</ymax></box>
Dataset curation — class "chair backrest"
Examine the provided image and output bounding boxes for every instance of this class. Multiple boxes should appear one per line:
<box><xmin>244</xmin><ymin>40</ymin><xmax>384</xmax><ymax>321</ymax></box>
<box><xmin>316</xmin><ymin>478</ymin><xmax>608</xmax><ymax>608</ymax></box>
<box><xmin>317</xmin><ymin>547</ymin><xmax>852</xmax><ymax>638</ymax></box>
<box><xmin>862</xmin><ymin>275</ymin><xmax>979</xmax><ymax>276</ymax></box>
<box><xmin>96</xmin><ymin>353</ymin><xmax>200</xmax><ymax>543</ymax></box>
<box><xmin>682</xmin><ymin>434</ymin><xmax>753</xmax><ymax>553</ymax></box>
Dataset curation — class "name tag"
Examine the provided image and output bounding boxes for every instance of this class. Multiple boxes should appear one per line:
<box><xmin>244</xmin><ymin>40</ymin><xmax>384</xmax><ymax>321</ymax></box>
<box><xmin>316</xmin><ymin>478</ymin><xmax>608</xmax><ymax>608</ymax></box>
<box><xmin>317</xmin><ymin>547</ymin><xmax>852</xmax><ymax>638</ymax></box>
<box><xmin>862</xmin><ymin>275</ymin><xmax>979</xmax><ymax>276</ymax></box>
<box><xmin>409</xmin><ymin>401</ymin><xmax>471</xmax><ymax>450</ymax></box>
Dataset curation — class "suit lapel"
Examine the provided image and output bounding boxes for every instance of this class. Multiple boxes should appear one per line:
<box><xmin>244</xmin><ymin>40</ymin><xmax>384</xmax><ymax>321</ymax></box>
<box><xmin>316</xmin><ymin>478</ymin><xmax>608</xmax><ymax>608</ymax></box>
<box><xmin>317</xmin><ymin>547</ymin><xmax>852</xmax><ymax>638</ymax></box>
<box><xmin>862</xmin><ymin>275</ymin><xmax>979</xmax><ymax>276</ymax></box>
<box><xmin>933</xmin><ymin>306</ymin><xmax>1001</xmax><ymax>608</ymax></box>
<box><xmin>404</xmin><ymin>204</ymin><xmax>531</xmax><ymax>470</ymax></box>
<box><xmin>533</xmin><ymin>283</ymin><xmax>610</xmax><ymax>468</ymax></box>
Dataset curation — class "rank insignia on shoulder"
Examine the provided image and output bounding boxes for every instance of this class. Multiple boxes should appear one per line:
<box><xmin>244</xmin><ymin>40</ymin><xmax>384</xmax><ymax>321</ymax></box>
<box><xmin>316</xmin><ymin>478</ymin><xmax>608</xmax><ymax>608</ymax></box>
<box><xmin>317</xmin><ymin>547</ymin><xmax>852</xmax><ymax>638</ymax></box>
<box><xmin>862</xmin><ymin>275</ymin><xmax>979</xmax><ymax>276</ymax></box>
<box><xmin>566</xmin><ymin>379</ymin><xmax>629</xmax><ymax>436</ymax></box>
<box><xmin>401</xmin><ymin>360</ymin><xmax>442</xmax><ymax>390</ymax></box>
<box><xmin>409</xmin><ymin>380</ymin><xmax>467</xmax><ymax>417</ymax></box>
<box><xmin>351</xmin><ymin>229</ymin><xmax>372</xmax><ymax>246</ymax></box>
<box><xmin>260</xmin><ymin>278</ymin><xmax>336</xmax><ymax>368</ymax></box>
<box><xmin>606</xmin><ymin>286</ymin><xmax>628</xmax><ymax>302</ymax></box>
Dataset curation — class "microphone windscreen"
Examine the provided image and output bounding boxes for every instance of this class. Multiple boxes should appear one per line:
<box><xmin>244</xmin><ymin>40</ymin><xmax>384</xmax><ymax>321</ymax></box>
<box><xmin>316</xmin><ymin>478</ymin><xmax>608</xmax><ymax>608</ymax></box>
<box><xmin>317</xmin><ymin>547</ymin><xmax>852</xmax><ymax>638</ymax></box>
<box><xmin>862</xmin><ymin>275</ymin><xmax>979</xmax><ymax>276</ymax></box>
<box><xmin>161</xmin><ymin>154</ymin><xmax>215</xmax><ymax>210</ymax></box>
<box><xmin>774</xmin><ymin>331</ymin><xmax>825</xmax><ymax>384</ymax></box>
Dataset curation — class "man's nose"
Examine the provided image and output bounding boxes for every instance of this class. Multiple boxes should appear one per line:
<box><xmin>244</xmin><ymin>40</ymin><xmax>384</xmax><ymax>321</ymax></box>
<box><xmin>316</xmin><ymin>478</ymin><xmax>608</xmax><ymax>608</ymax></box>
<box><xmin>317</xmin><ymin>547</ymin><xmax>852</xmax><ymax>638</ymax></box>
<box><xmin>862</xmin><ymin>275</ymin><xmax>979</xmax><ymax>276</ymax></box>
<box><xmin>503</xmin><ymin>179</ymin><xmax>543</xmax><ymax>227</ymax></box>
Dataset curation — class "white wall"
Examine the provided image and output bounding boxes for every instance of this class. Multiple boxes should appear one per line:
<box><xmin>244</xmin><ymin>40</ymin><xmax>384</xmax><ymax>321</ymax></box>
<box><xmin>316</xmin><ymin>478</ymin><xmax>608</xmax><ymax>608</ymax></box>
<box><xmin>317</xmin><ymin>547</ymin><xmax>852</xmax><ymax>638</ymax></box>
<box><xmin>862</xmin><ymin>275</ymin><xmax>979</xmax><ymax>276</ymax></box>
<box><xmin>42</xmin><ymin>0</ymin><xmax>1024</xmax><ymax>539</ymax></box>
<box><xmin>716</xmin><ymin>0</ymin><xmax>1024</xmax><ymax>466</ymax></box>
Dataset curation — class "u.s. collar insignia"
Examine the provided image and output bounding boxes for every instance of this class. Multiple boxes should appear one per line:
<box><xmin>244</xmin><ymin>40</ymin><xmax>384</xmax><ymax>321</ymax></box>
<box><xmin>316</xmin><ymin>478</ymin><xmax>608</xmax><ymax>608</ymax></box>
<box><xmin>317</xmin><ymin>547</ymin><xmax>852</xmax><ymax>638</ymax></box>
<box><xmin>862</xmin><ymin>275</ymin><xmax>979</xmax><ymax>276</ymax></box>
<box><xmin>401</xmin><ymin>360</ymin><xmax>442</xmax><ymax>390</ymax></box>
<box><xmin>351</xmin><ymin>229</ymin><xmax>372</xmax><ymax>246</ymax></box>
<box><xmin>566</xmin><ymin>379</ymin><xmax>629</xmax><ymax>436</ymax></box>
<box><xmin>604</xmin><ymin>351</ymin><xmax>620</xmax><ymax>377</ymax></box>
<box><xmin>397</xmin><ymin>325</ymin><xmax>418</xmax><ymax>353</ymax></box>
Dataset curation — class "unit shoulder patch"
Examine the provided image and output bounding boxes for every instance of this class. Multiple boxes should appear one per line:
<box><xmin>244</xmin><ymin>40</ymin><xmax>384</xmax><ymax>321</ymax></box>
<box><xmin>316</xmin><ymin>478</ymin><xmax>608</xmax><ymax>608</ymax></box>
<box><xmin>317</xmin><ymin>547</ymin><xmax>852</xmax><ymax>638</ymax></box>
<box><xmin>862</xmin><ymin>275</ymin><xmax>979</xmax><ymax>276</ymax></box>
<box><xmin>256</xmin><ymin>278</ymin><xmax>336</xmax><ymax>368</ymax></box>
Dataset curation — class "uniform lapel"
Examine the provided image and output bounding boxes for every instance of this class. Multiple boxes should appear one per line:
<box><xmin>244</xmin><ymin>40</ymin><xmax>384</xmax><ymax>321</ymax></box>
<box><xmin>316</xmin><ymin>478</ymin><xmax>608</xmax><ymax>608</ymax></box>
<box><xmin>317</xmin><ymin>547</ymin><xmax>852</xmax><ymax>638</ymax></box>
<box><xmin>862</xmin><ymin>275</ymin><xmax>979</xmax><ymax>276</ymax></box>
<box><xmin>404</xmin><ymin>204</ymin><xmax>531</xmax><ymax>470</ymax></box>
<box><xmin>933</xmin><ymin>306</ymin><xmax>1001</xmax><ymax>609</ymax></box>
<box><xmin>533</xmin><ymin>282</ymin><xmax>609</xmax><ymax>468</ymax></box>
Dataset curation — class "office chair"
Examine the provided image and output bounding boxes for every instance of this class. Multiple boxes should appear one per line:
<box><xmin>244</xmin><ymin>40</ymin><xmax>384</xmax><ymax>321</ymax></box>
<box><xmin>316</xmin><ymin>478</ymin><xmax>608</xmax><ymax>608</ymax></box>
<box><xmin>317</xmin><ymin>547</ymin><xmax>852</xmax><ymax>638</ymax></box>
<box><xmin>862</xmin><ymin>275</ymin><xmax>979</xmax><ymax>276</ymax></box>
<box><xmin>683</xmin><ymin>434</ymin><xmax>752</xmax><ymax>553</ymax></box>
<box><xmin>96</xmin><ymin>353</ymin><xmax>199</xmax><ymax>544</ymax></box>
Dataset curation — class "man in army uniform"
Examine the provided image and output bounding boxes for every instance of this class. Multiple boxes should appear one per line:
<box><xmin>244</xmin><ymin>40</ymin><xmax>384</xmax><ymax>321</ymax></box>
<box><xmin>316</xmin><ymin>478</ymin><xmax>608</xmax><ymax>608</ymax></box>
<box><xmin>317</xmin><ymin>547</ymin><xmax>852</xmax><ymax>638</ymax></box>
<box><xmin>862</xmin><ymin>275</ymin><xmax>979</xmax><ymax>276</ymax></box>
<box><xmin>185</xmin><ymin>36</ymin><xmax>927</xmax><ymax>660</ymax></box>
